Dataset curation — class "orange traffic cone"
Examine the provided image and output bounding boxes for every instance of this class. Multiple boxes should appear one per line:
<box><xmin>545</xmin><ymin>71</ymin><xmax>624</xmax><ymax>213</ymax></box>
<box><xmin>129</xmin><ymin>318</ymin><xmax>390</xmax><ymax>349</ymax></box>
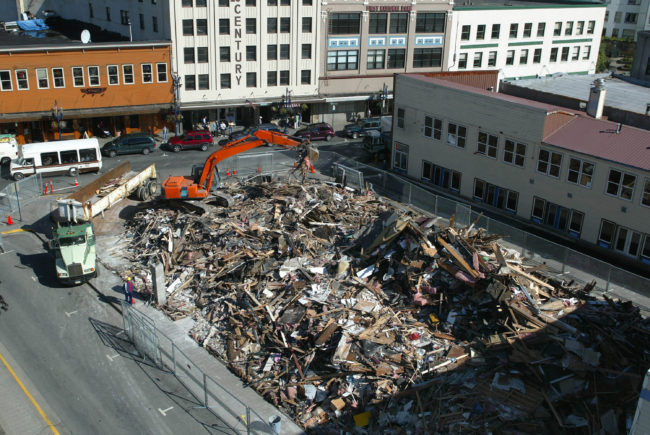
<box><xmin>74</xmin><ymin>178</ymin><xmax>78</xmax><ymax>186</ymax></box>
<box><xmin>258</xmin><ymin>167</ymin><xmax>261</xmax><ymax>173</ymax></box>
<box><xmin>293</xmin><ymin>161</ymin><xmax>297</xmax><ymax>168</ymax></box>
<box><xmin>226</xmin><ymin>168</ymin><xmax>230</xmax><ymax>176</ymax></box>
<box><xmin>233</xmin><ymin>169</ymin><xmax>237</xmax><ymax>176</ymax></box>
<box><xmin>49</xmin><ymin>179</ymin><xmax>53</xmax><ymax>194</ymax></box>
<box><xmin>311</xmin><ymin>165</ymin><xmax>315</xmax><ymax>174</ymax></box>
<box><xmin>44</xmin><ymin>184</ymin><xmax>48</xmax><ymax>195</ymax></box>
<box><xmin>7</xmin><ymin>215</ymin><xmax>12</xmax><ymax>225</ymax></box>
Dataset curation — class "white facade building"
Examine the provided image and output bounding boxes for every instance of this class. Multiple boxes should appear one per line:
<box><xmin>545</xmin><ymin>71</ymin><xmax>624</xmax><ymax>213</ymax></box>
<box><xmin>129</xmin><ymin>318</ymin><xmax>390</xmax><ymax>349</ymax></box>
<box><xmin>602</xmin><ymin>0</ymin><xmax>650</xmax><ymax>40</ymax></box>
<box><xmin>448</xmin><ymin>0</ymin><xmax>606</xmax><ymax>79</ymax></box>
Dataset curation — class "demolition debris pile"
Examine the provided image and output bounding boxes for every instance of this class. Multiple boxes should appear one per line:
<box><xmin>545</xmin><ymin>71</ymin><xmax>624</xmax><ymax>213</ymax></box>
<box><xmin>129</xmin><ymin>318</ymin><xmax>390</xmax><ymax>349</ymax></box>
<box><xmin>123</xmin><ymin>179</ymin><xmax>649</xmax><ymax>433</ymax></box>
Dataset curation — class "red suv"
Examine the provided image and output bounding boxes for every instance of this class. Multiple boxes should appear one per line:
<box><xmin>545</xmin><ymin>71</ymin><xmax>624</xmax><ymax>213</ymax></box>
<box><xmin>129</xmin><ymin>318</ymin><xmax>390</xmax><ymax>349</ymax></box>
<box><xmin>293</xmin><ymin>123</ymin><xmax>335</xmax><ymax>141</ymax></box>
<box><xmin>165</xmin><ymin>130</ymin><xmax>214</xmax><ymax>152</ymax></box>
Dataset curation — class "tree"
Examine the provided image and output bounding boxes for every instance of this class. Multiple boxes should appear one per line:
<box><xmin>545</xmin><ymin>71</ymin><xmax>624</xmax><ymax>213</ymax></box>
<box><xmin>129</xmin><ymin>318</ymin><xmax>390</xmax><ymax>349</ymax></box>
<box><xmin>596</xmin><ymin>45</ymin><xmax>610</xmax><ymax>73</ymax></box>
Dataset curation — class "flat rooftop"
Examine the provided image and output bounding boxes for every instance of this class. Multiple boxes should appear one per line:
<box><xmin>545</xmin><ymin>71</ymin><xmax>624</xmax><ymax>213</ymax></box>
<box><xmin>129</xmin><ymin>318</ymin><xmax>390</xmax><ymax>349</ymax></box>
<box><xmin>453</xmin><ymin>0</ymin><xmax>604</xmax><ymax>8</ymax></box>
<box><xmin>504</xmin><ymin>73</ymin><xmax>650</xmax><ymax>117</ymax></box>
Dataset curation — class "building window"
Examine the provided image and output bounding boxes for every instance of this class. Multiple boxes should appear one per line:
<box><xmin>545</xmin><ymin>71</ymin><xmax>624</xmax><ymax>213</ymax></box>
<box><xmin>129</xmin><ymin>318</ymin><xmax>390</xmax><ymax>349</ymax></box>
<box><xmin>413</xmin><ymin>48</ymin><xmax>442</xmax><ymax>68</ymax></box>
<box><xmin>36</xmin><ymin>68</ymin><xmax>49</xmax><ymax>89</ymax></box>
<box><xmin>367</xmin><ymin>49</ymin><xmax>385</xmax><ymax>69</ymax></box>
<box><xmin>533</xmin><ymin>48</ymin><xmax>541</xmax><ymax>63</ymax></box>
<box><xmin>473</xmin><ymin>52</ymin><xmax>482</xmax><ymax>68</ymax></box>
<box><xmin>198</xmin><ymin>74</ymin><xmax>209</xmax><ymax>90</ymax></box>
<box><xmin>219</xmin><ymin>0</ymin><xmax>229</xmax><ymax>6</ymax></box>
<box><xmin>567</xmin><ymin>158</ymin><xmax>594</xmax><ymax>188</ymax></box>
<box><xmin>553</xmin><ymin>21</ymin><xmax>562</xmax><ymax>36</ymax></box>
<box><xmin>0</xmin><ymin>71</ymin><xmax>12</xmax><ymax>91</ymax></box>
<box><xmin>139</xmin><ymin>13</ymin><xmax>145</xmax><ymax>30</ymax></box>
<box><xmin>641</xmin><ymin>178</ymin><xmax>650</xmax><ymax>207</ymax></box>
<box><xmin>267</xmin><ymin>45</ymin><xmax>277</xmax><ymax>60</ymax></box>
<box><xmin>622</xmin><ymin>29</ymin><xmax>635</xmax><ymax>39</ymax></box>
<box><xmin>196</xmin><ymin>19</ymin><xmax>207</xmax><ymax>35</ymax></box>
<box><xmin>458</xmin><ymin>53</ymin><xmax>467</xmax><ymax>69</ymax></box>
<box><xmin>422</xmin><ymin>161</ymin><xmax>461</xmax><ymax>192</ymax></box>
<box><xmin>220</xmin><ymin>47</ymin><xmax>231</xmax><ymax>62</ymax></box>
<box><xmin>184</xmin><ymin>47</ymin><xmax>195</xmax><ymax>63</ymax></box>
<box><xmin>598</xmin><ymin>220</ymin><xmax>617</xmax><ymax>248</ymax></box>
<box><xmin>488</xmin><ymin>51</ymin><xmax>497</xmax><ymax>67</ymax></box>
<box><xmin>246</xmin><ymin>18</ymin><xmax>256</xmax><ymax>34</ymax></box>
<box><xmin>301</xmin><ymin>69</ymin><xmax>311</xmax><ymax>85</ymax></box>
<box><xmin>183</xmin><ymin>19</ymin><xmax>193</xmax><ymax>35</ymax></box>
<box><xmin>107</xmin><ymin>65</ymin><xmax>119</xmax><ymax>85</ymax></box>
<box><xmin>519</xmin><ymin>49</ymin><xmax>528</xmax><ymax>64</ymax></box>
<box><xmin>576</xmin><ymin>21</ymin><xmax>584</xmax><ymax>34</ymax></box>
<box><xmin>565</xmin><ymin>21</ymin><xmax>573</xmax><ymax>35</ymax></box>
<box><xmin>532</xmin><ymin>197</ymin><xmax>584</xmax><ymax>237</ymax></box>
<box><xmin>393</xmin><ymin>142</ymin><xmax>408</xmax><ymax>172</ymax></box>
<box><xmin>523</xmin><ymin>22</ymin><xmax>532</xmax><ymax>37</ymax></box>
<box><xmin>139</xmin><ymin>64</ymin><xmax>152</xmax><ymax>84</ymax></box>
<box><xmin>506</xmin><ymin>50</ymin><xmax>515</xmax><ymax>65</ymax></box>
<box><xmin>328</xmin><ymin>13</ymin><xmax>360</xmax><ymax>34</ymax></box>
<box><xmin>280</xmin><ymin>0</ymin><xmax>290</xmax><ymax>5</ymax></box>
<box><xmin>120</xmin><ymin>10</ymin><xmax>130</xmax><ymax>25</ymax></box>
<box><xmin>303</xmin><ymin>0</ymin><xmax>312</xmax><ymax>4</ymax></box>
<box><xmin>219</xmin><ymin>19</ymin><xmax>230</xmax><ymax>34</ymax></box>
<box><xmin>196</xmin><ymin>0</ymin><xmax>207</xmax><ymax>5</ymax></box>
<box><xmin>280</xmin><ymin>44</ymin><xmax>290</xmax><ymax>59</ymax></box>
<box><xmin>424</xmin><ymin>116</ymin><xmax>442</xmax><ymax>140</ymax></box>
<box><xmin>625</xmin><ymin>13</ymin><xmax>638</xmax><ymax>24</ymax></box>
<box><xmin>280</xmin><ymin>17</ymin><xmax>290</xmax><ymax>33</ymax></box>
<box><xmin>246</xmin><ymin>72</ymin><xmax>256</xmax><ymax>87</ymax></box>
<box><xmin>389</xmin><ymin>13</ymin><xmax>408</xmax><ymax>34</ymax></box>
<box><xmin>153</xmin><ymin>16</ymin><xmax>158</xmax><ymax>32</ymax></box>
<box><xmin>267</xmin><ymin>71</ymin><xmax>277</xmax><ymax>86</ymax></box>
<box><xmin>268</xmin><ymin>17</ymin><xmax>277</xmax><ymax>33</ymax></box>
<box><xmin>185</xmin><ymin>75</ymin><xmax>196</xmax><ymax>90</ymax></box>
<box><xmin>611</xmin><ymin>28</ymin><xmax>619</xmax><ymax>38</ymax></box>
<box><xmin>387</xmin><ymin>49</ymin><xmax>405</xmax><ymax>68</ymax></box>
<box><xmin>606</xmin><ymin>169</ymin><xmax>636</xmax><ymax>200</ymax></box>
<box><xmin>537</xmin><ymin>22</ymin><xmax>545</xmax><ymax>37</ymax></box>
<box><xmin>221</xmin><ymin>73</ymin><xmax>231</xmax><ymax>89</ymax></box>
<box><xmin>302</xmin><ymin>44</ymin><xmax>312</xmax><ymax>59</ymax></box>
<box><xmin>509</xmin><ymin>23</ymin><xmax>518</xmax><ymax>38</ymax></box>
<box><xmin>369</xmin><ymin>13</ymin><xmax>387</xmax><ymax>34</ymax></box>
<box><xmin>614</xmin><ymin>12</ymin><xmax>622</xmax><ymax>23</ymax></box>
<box><xmin>397</xmin><ymin>108</ymin><xmax>405</xmax><ymax>128</ymax></box>
<box><xmin>477</xmin><ymin>131</ymin><xmax>498</xmax><ymax>158</ymax></box>
<box><xmin>537</xmin><ymin>149</ymin><xmax>562</xmax><ymax>177</ymax></box>
<box><xmin>122</xmin><ymin>64</ymin><xmax>134</xmax><ymax>85</ymax></box>
<box><xmin>503</xmin><ymin>140</ymin><xmax>526</xmax><ymax>167</ymax></box>
<box><xmin>156</xmin><ymin>63</ymin><xmax>168</xmax><ymax>82</ymax></box>
<box><xmin>268</xmin><ymin>0</ymin><xmax>277</xmax><ymax>5</ymax></box>
<box><xmin>561</xmin><ymin>47</ymin><xmax>569</xmax><ymax>61</ymax></box>
<box><xmin>246</xmin><ymin>45</ymin><xmax>257</xmax><ymax>61</ymax></box>
<box><xmin>197</xmin><ymin>47</ymin><xmax>208</xmax><ymax>63</ymax></box>
<box><xmin>415</xmin><ymin>12</ymin><xmax>445</xmax><ymax>33</ymax></box>
<box><xmin>447</xmin><ymin>123</ymin><xmax>466</xmax><ymax>148</ymax></box>
<box><xmin>474</xmin><ymin>179</ymin><xmax>519</xmax><ymax>213</ymax></box>
<box><xmin>302</xmin><ymin>17</ymin><xmax>312</xmax><ymax>32</ymax></box>
<box><xmin>461</xmin><ymin>25</ymin><xmax>470</xmax><ymax>41</ymax></box>
<box><xmin>571</xmin><ymin>46</ymin><xmax>580</xmax><ymax>60</ymax></box>
<box><xmin>587</xmin><ymin>20</ymin><xmax>595</xmax><ymax>34</ymax></box>
<box><xmin>279</xmin><ymin>70</ymin><xmax>289</xmax><ymax>85</ymax></box>
<box><xmin>583</xmin><ymin>45</ymin><xmax>591</xmax><ymax>60</ymax></box>
<box><xmin>327</xmin><ymin>50</ymin><xmax>358</xmax><ymax>70</ymax></box>
<box><xmin>614</xmin><ymin>226</ymin><xmax>643</xmax><ymax>257</ymax></box>
<box><xmin>491</xmin><ymin>24</ymin><xmax>500</xmax><ymax>39</ymax></box>
<box><xmin>85</xmin><ymin>66</ymin><xmax>98</xmax><ymax>86</ymax></box>
<box><xmin>246</xmin><ymin>0</ymin><xmax>256</xmax><ymax>5</ymax></box>
<box><xmin>71</xmin><ymin>67</ymin><xmax>83</xmax><ymax>87</ymax></box>
<box><xmin>15</xmin><ymin>69</ymin><xmax>29</xmax><ymax>90</ymax></box>
<box><xmin>476</xmin><ymin>24</ymin><xmax>485</xmax><ymax>40</ymax></box>
<box><xmin>182</xmin><ymin>0</ymin><xmax>192</xmax><ymax>5</ymax></box>
<box><xmin>52</xmin><ymin>68</ymin><xmax>64</xmax><ymax>88</ymax></box>
<box><xmin>550</xmin><ymin>47</ymin><xmax>558</xmax><ymax>62</ymax></box>
<box><xmin>106</xmin><ymin>6</ymin><xmax>111</xmax><ymax>21</ymax></box>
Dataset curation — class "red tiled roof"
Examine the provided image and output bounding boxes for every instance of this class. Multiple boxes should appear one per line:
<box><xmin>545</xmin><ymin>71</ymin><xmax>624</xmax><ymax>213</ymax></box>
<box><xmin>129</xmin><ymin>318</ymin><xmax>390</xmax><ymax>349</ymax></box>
<box><xmin>544</xmin><ymin>117</ymin><xmax>650</xmax><ymax>172</ymax></box>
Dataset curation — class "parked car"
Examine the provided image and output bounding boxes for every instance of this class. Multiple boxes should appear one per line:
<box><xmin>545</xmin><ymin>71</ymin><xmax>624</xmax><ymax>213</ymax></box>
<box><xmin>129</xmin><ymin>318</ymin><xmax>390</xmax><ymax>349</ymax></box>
<box><xmin>101</xmin><ymin>133</ymin><xmax>156</xmax><ymax>157</ymax></box>
<box><xmin>293</xmin><ymin>123</ymin><xmax>335</xmax><ymax>141</ymax></box>
<box><xmin>164</xmin><ymin>130</ymin><xmax>214</xmax><ymax>152</ymax></box>
<box><xmin>229</xmin><ymin>123</ymin><xmax>282</xmax><ymax>142</ymax></box>
<box><xmin>344</xmin><ymin>117</ymin><xmax>381</xmax><ymax>139</ymax></box>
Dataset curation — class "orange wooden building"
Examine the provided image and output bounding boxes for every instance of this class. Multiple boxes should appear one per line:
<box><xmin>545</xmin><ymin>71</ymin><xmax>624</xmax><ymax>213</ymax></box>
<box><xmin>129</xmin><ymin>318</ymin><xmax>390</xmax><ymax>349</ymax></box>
<box><xmin>0</xmin><ymin>36</ymin><xmax>173</xmax><ymax>144</ymax></box>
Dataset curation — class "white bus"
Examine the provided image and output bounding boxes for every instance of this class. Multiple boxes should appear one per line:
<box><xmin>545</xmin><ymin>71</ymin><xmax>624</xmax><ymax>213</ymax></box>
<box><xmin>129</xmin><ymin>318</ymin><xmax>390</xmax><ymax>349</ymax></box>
<box><xmin>10</xmin><ymin>138</ymin><xmax>102</xmax><ymax>181</ymax></box>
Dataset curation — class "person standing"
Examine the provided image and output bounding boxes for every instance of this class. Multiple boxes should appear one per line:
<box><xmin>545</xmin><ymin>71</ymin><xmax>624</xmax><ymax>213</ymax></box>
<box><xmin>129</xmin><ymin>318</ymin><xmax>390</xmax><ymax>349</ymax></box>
<box><xmin>124</xmin><ymin>277</ymin><xmax>134</xmax><ymax>305</ymax></box>
<box><xmin>259</xmin><ymin>115</ymin><xmax>263</xmax><ymax>126</ymax></box>
<box><xmin>162</xmin><ymin>125</ymin><xmax>168</xmax><ymax>143</ymax></box>
<box><xmin>219</xmin><ymin>120</ymin><xmax>226</xmax><ymax>136</ymax></box>
<box><xmin>366</xmin><ymin>108</ymin><xmax>372</xmax><ymax>119</ymax></box>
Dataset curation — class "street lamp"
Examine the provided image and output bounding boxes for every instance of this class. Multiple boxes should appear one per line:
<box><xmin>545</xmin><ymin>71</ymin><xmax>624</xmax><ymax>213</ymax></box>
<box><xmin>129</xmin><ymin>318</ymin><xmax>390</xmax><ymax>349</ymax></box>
<box><xmin>172</xmin><ymin>73</ymin><xmax>183</xmax><ymax>136</ymax></box>
<box><xmin>284</xmin><ymin>88</ymin><xmax>292</xmax><ymax>134</ymax></box>
<box><xmin>51</xmin><ymin>100</ymin><xmax>63</xmax><ymax>140</ymax></box>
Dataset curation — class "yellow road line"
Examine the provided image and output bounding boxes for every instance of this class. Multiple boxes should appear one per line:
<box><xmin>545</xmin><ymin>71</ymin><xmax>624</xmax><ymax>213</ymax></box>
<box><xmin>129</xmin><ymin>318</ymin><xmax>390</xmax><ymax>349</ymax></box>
<box><xmin>0</xmin><ymin>349</ymin><xmax>60</xmax><ymax>435</ymax></box>
<box><xmin>1</xmin><ymin>228</ymin><xmax>33</xmax><ymax>235</ymax></box>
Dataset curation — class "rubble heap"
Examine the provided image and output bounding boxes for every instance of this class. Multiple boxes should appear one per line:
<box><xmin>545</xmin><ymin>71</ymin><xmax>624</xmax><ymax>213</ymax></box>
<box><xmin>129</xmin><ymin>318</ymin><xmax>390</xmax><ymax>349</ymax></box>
<box><xmin>123</xmin><ymin>179</ymin><xmax>649</xmax><ymax>433</ymax></box>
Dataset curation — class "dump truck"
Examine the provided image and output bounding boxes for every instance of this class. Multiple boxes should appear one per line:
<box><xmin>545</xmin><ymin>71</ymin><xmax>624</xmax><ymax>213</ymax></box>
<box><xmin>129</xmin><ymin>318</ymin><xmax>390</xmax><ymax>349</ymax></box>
<box><xmin>50</xmin><ymin>162</ymin><xmax>157</xmax><ymax>285</ymax></box>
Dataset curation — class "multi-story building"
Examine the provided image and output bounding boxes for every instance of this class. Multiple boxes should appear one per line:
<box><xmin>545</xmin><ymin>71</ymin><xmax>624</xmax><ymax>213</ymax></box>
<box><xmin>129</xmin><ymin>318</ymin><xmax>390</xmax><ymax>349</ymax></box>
<box><xmin>631</xmin><ymin>30</ymin><xmax>650</xmax><ymax>81</ymax></box>
<box><xmin>0</xmin><ymin>31</ymin><xmax>172</xmax><ymax>143</ymax></box>
<box><xmin>447</xmin><ymin>0</ymin><xmax>605</xmax><ymax>80</ymax></box>
<box><xmin>391</xmin><ymin>73</ymin><xmax>650</xmax><ymax>267</ymax></box>
<box><xmin>602</xmin><ymin>0</ymin><xmax>650</xmax><ymax>40</ymax></box>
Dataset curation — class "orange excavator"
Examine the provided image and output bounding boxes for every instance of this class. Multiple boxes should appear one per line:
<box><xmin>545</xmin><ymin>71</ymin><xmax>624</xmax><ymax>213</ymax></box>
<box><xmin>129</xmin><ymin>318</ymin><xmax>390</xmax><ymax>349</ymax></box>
<box><xmin>161</xmin><ymin>129</ymin><xmax>306</xmax><ymax>201</ymax></box>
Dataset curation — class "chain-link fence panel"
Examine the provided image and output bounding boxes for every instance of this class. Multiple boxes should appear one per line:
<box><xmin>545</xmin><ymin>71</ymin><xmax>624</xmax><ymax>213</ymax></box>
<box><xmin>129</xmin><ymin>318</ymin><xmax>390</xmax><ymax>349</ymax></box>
<box><xmin>332</xmin><ymin>163</ymin><xmax>364</xmax><ymax>191</ymax></box>
<box><xmin>409</xmin><ymin>183</ymin><xmax>437</xmax><ymax>216</ymax></box>
<box><xmin>122</xmin><ymin>302</ymin><xmax>162</xmax><ymax>367</ymax></box>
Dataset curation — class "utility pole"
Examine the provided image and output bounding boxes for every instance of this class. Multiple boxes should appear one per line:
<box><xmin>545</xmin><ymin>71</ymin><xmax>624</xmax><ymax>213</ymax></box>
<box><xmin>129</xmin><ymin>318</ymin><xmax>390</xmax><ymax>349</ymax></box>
<box><xmin>172</xmin><ymin>73</ymin><xmax>182</xmax><ymax>135</ymax></box>
<box><xmin>381</xmin><ymin>83</ymin><xmax>388</xmax><ymax>117</ymax></box>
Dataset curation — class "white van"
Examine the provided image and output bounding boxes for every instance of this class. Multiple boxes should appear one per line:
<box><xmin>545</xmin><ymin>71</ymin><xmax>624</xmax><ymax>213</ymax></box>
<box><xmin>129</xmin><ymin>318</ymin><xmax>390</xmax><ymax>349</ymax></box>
<box><xmin>0</xmin><ymin>134</ymin><xmax>18</xmax><ymax>165</ymax></box>
<box><xmin>10</xmin><ymin>138</ymin><xmax>102</xmax><ymax>181</ymax></box>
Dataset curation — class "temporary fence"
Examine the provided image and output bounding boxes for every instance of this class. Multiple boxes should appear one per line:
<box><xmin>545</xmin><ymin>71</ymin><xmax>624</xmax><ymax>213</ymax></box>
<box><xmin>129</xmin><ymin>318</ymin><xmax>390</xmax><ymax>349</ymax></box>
<box><xmin>0</xmin><ymin>173</ymin><xmax>43</xmax><ymax>221</ymax></box>
<box><xmin>121</xmin><ymin>302</ymin><xmax>274</xmax><ymax>435</ymax></box>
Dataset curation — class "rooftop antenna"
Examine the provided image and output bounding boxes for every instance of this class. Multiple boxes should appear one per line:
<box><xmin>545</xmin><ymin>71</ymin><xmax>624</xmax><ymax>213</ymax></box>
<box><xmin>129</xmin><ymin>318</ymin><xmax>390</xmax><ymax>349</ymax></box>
<box><xmin>81</xmin><ymin>29</ymin><xmax>91</xmax><ymax>44</ymax></box>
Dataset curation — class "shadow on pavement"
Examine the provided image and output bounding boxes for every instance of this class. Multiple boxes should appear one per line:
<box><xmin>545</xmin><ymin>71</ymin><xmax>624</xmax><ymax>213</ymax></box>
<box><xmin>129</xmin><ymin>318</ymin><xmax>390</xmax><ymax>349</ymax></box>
<box><xmin>16</xmin><ymin>251</ymin><xmax>59</xmax><ymax>287</ymax></box>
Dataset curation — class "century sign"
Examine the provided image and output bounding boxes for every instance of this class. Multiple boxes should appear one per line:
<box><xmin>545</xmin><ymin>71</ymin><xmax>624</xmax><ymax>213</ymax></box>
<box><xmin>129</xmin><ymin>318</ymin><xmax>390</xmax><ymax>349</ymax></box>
<box><xmin>367</xmin><ymin>5</ymin><xmax>412</xmax><ymax>11</ymax></box>
<box><xmin>233</xmin><ymin>0</ymin><xmax>243</xmax><ymax>85</ymax></box>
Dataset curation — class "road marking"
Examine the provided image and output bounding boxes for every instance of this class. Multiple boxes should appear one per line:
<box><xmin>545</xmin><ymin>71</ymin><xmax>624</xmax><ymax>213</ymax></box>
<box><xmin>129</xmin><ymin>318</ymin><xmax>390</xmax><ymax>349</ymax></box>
<box><xmin>31</xmin><ymin>276</ymin><xmax>36</xmax><ymax>282</ymax></box>
<box><xmin>64</xmin><ymin>310</ymin><xmax>77</xmax><ymax>317</ymax></box>
<box><xmin>106</xmin><ymin>353</ymin><xmax>119</xmax><ymax>362</ymax></box>
<box><xmin>1</xmin><ymin>228</ymin><xmax>34</xmax><ymax>235</ymax></box>
<box><xmin>0</xmin><ymin>349</ymin><xmax>61</xmax><ymax>435</ymax></box>
<box><xmin>158</xmin><ymin>406</ymin><xmax>174</xmax><ymax>416</ymax></box>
